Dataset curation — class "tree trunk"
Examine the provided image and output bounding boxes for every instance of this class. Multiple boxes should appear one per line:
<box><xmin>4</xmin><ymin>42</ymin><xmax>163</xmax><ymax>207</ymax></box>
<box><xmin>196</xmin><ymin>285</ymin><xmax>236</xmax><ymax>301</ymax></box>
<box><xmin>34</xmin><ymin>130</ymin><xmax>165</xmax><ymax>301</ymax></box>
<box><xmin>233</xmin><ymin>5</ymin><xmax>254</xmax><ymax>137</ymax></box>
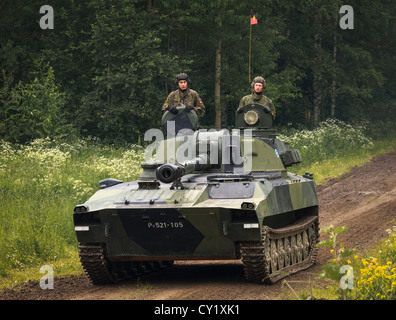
<box><xmin>107</xmin><ymin>61</ymin><xmax>111</xmax><ymax>110</ymax></box>
<box><xmin>312</xmin><ymin>16</ymin><xmax>322</xmax><ymax>127</ymax></box>
<box><xmin>330</xmin><ymin>33</ymin><xmax>337</xmax><ymax>118</ymax></box>
<box><xmin>313</xmin><ymin>75</ymin><xmax>321</xmax><ymax>127</ymax></box>
<box><xmin>147</xmin><ymin>0</ymin><xmax>157</xmax><ymax>10</ymax></box>
<box><xmin>215</xmin><ymin>38</ymin><xmax>222</xmax><ymax>129</ymax></box>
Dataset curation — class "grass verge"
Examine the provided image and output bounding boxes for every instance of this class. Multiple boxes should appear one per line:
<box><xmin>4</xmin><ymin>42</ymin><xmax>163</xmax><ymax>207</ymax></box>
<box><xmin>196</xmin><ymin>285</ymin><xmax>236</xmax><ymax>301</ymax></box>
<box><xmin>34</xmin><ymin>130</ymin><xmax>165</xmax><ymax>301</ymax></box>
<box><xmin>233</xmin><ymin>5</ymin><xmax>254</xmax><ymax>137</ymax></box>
<box><xmin>294</xmin><ymin>133</ymin><xmax>396</xmax><ymax>185</ymax></box>
<box><xmin>0</xmin><ymin>121</ymin><xmax>395</xmax><ymax>291</ymax></box>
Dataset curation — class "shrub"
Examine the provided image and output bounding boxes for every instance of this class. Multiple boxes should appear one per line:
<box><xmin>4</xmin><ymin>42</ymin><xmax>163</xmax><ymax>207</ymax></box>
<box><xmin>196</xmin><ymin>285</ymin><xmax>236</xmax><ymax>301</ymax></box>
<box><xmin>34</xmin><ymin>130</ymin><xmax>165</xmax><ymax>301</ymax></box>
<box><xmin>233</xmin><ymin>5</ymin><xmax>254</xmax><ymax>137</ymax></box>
<box><xmin>278</xmin><ymin>119</ymin><xmax>373</xmax><ymax>166</ymax></box>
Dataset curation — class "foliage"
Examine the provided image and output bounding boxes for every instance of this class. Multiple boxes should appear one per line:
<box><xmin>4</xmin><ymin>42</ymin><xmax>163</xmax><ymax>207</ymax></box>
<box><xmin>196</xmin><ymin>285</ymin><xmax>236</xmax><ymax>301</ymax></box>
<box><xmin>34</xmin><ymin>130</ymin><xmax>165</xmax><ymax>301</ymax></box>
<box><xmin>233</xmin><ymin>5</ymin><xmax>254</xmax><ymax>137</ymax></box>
<box><xmin>1</xmin><ymin>1</ymin><xmax>395</xmax><ymax>143</ymax></box>
<box><xmin>278</xmin><ymin>118</ymin><xmax>373</xmax><ymax>168</ymax></box>
<box><xmin>355</xmin><ymin>226</ymin><xmax>396</xmax><ymax>300</ymax></box>
<box><xmin>0</xmin><ymin>62</ymin><xmax>67</xmax><ymax>143</ymax></box>
<box><xmin>315</xmin><ymin>225</ymin><xmax>396</xmax><ymax>300</ymax></box>
<box><xmin>0</xmin><ymin>137</ymin><xmax>144</xmax><ymax>277</ymax></box>
<box><xmin>356</xmin><ymin>258</ymin><xmax>396</xmax><ymax>300</ymax></box>
<box><xmin>75</xmin><ymin>0</ymin><xmax>186</xmax><ymax>143</ymax></box>
<box><xmin>316</xmin><ymin>225</ymin><xmax>356</xmax><ymax>299</ymax></box>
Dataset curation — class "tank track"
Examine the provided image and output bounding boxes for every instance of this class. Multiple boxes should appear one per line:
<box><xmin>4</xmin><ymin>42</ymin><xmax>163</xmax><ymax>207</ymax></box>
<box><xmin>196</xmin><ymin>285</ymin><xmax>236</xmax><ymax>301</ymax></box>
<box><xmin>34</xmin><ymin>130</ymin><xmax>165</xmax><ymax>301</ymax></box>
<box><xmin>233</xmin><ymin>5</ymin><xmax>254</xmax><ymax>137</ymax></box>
<box><xmin>78</xmin><ymin>243</ymin><xmax>174</xmax><ymax>285</ymax></box>
<box><xmin>240</xmin><ymin>215</ymin><xmax>319</xmax><ymax>284</ymax></box>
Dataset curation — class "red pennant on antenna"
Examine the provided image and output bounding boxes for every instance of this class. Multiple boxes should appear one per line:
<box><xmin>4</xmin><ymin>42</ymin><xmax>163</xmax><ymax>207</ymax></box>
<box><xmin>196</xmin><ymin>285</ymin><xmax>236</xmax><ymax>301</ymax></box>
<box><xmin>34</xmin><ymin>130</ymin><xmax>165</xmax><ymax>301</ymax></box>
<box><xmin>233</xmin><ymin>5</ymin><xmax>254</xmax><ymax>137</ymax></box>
<box><xmin>250</xmin><ymin>12</ymin><xmax>258</xmax><ymax>25</ymax></box>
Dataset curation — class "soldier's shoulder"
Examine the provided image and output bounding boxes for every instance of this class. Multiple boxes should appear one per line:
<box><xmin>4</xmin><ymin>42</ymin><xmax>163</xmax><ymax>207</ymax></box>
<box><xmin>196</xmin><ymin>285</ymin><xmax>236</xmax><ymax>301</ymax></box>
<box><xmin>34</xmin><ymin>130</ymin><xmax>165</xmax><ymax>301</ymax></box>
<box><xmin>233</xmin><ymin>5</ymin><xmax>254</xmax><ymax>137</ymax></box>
<box><xmin>166</xmin><ymin>89</ymin><xmax>176</xmax><ymax>97</ymax></box>
<box><xmin>188</xmin><ymin>89</ymin><xmax>199</xmax><ymax>96</ymax></box>
<box><xmin>242</xmin><ymin>93</ymin><xmax>252</xmax><ymax>99</ymax></box>
<box><xmin>241</xmin><ymin>94</ymin><xmax>253</xmax><ymax>102</ymax></box>
<box><xmin>264</xmin><ymin>95</ymin><xmax>273</xmax><ymax>104</ymax></box>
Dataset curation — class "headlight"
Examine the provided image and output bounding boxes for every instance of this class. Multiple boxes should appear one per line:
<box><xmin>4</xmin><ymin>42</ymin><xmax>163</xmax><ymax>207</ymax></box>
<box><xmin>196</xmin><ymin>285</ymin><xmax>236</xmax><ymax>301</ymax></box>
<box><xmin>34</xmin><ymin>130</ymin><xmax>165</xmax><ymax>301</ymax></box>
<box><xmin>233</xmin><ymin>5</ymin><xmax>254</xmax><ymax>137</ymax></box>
<box><xmin>244</xmin><ymin>110</ymin><xmax>259</xmax><ymax>125</ymax></box>
<box><xmin>241</xmin><ymin>202</ymin><xmax>255</xmax><ymax>209</ymax></box>
<box><xmin>74</xmin><ymin>205</ymin><xmax>89</xmax><ymax>214</ymax></box>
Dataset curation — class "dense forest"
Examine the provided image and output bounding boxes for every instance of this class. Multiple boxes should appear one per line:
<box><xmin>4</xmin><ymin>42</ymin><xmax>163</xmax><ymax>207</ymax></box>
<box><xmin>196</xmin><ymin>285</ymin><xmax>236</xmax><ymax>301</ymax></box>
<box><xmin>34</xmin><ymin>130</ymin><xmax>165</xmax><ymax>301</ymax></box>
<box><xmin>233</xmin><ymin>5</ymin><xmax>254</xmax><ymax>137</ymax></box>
<box><xmin>0</xmin><ymin>0</ymin><xmax>395</xmax><ymax>144</ymax></box>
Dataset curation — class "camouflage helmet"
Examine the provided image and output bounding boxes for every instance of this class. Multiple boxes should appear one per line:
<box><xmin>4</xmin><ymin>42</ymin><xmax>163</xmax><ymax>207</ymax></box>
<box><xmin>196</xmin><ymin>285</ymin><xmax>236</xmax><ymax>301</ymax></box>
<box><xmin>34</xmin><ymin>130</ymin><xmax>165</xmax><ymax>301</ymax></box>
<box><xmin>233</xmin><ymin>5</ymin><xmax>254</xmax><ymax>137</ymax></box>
<box><xmin>175</xmin><ymin>73</ymin><xmax>190</xmax><ymax>85</ymax></box>
<box><xmin>251</xmin><ymin>76</ymin><xmax>266</xmax><ymax>89</ymax></box>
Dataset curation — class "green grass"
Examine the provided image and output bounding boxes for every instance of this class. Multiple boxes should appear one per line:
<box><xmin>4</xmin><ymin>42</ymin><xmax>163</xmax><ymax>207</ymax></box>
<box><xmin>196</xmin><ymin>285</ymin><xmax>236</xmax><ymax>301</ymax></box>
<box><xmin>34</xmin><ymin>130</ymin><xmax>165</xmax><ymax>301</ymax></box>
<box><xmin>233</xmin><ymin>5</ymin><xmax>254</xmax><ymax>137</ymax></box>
<box><xmin>0</xmin><ymin>138</ymin><xmax>144</xmax><ymax>288</ymax></box>
<box><xmin>0</xmin><ymin>248</ymin><xmax>83</xmax><ymax>289</ymax></box>
<box><xmin>278</xmin><ymin>118</ymin><xmax>396</xmax><ymax>184</ymax></box>
<box><xmin>0</xmin><ymin>120</ymin><xmax>395</xmax><ymax>290</ymax></box>
<box><xmin>292</xmin><ymin>225</ymin><xmax>396</xmax><ymax>300</ymax></box>
<box><xmin>293</xmin><ymin>134</ymin><xmax>396</xmax><ymax>185</ymax></box>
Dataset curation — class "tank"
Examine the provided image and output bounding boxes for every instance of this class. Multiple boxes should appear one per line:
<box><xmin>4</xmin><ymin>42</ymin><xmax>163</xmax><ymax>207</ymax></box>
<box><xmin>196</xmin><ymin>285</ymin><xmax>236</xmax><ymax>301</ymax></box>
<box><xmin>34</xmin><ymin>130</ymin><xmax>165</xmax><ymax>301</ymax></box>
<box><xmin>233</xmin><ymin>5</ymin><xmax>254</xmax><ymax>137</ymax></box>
<box><xmin>73</xmin><ymin>104</ymin><xmax>319</xmax><ymax>284</ymax></box>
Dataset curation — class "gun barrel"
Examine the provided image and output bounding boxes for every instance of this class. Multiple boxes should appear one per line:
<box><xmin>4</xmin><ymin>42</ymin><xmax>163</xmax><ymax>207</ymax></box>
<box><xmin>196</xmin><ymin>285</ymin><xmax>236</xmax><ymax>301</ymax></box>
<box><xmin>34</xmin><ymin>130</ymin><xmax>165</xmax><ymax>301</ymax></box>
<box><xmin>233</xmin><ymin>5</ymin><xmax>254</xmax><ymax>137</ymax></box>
<box><xmin>156</xmin><ymin>154</ymin><xmax>209</xmax><ymax>184</ymax></box>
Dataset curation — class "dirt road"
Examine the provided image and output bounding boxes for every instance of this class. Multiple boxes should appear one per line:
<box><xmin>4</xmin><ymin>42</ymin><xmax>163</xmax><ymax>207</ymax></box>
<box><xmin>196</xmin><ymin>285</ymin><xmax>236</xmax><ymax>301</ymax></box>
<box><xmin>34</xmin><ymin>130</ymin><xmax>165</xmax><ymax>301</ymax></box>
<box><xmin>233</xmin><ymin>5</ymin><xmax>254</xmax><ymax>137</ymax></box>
<box><xmin>1</xmin><ymin>152</ymin><xmax>395</xmax><ymax>300</ymax></box>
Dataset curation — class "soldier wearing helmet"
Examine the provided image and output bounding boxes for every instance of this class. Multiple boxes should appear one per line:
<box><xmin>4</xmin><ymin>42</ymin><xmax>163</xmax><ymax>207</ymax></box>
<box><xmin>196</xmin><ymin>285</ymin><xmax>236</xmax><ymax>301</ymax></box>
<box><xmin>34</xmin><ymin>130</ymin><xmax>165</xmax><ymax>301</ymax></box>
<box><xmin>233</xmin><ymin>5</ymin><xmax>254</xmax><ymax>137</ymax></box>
<box><xmin>238</xmin><ymin>76</ymin><xmax>275</xmax><ymax>119</ymax></box>
<box><xmin>162</xmin><ymin>73</ymin><xmax>205</xmax><ymax>116</ymax></box>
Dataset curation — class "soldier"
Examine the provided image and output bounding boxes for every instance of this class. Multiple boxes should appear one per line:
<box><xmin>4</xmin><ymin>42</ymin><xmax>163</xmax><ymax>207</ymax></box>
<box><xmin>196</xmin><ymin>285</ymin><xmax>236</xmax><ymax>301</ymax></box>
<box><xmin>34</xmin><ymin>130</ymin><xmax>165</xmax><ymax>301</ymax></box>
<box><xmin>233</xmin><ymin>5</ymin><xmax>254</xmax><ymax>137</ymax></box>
<box><xmin>238</xmin><ymin>76</ymin><xmax>275</xmax><ymax>119</ymax></box>
<box><xmin>162</xmin><ymin>73</ymin><xmax>205</xmax><ymax>116</ymax></box>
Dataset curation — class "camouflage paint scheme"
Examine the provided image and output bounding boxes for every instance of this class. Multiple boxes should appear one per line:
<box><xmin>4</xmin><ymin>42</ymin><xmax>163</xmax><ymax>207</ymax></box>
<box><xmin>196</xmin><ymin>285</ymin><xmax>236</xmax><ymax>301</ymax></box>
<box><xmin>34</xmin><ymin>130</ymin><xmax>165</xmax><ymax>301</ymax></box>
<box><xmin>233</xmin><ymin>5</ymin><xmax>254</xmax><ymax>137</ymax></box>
<box><xmin>74</xmin><ymin>104</ymin><xmax>318</xmax><ymax>262</ymax></box>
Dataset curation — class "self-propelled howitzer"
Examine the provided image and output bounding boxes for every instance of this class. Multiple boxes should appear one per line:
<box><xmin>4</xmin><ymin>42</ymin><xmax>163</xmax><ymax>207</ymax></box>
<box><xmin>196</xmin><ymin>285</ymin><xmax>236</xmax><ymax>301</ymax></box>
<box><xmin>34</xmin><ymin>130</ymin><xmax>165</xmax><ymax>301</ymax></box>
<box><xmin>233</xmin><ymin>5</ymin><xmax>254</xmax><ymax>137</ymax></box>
<box><xmin>73</xmin><ymin>104</ymin><xmax>319</xmax><ymax>284</ymax></box>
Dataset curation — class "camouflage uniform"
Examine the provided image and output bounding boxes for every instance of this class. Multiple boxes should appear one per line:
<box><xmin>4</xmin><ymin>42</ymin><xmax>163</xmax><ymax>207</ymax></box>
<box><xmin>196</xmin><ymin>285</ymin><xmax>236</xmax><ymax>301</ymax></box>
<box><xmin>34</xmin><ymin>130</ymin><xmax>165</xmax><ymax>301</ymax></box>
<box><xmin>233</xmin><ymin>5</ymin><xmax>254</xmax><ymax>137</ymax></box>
<box><xmin>239</xmin><ymin>93</ymin><xmax>275</xmax><ymax>119</ymax></box>
<box><xmin>239</xmin><ymin>76</ymin><xmax>275</xmax><ymax>119</ymax></box>
<box><xmin>162</xmin><ymin>88</ymin><xmax>205</xmax><ymax>116</ymax></box>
